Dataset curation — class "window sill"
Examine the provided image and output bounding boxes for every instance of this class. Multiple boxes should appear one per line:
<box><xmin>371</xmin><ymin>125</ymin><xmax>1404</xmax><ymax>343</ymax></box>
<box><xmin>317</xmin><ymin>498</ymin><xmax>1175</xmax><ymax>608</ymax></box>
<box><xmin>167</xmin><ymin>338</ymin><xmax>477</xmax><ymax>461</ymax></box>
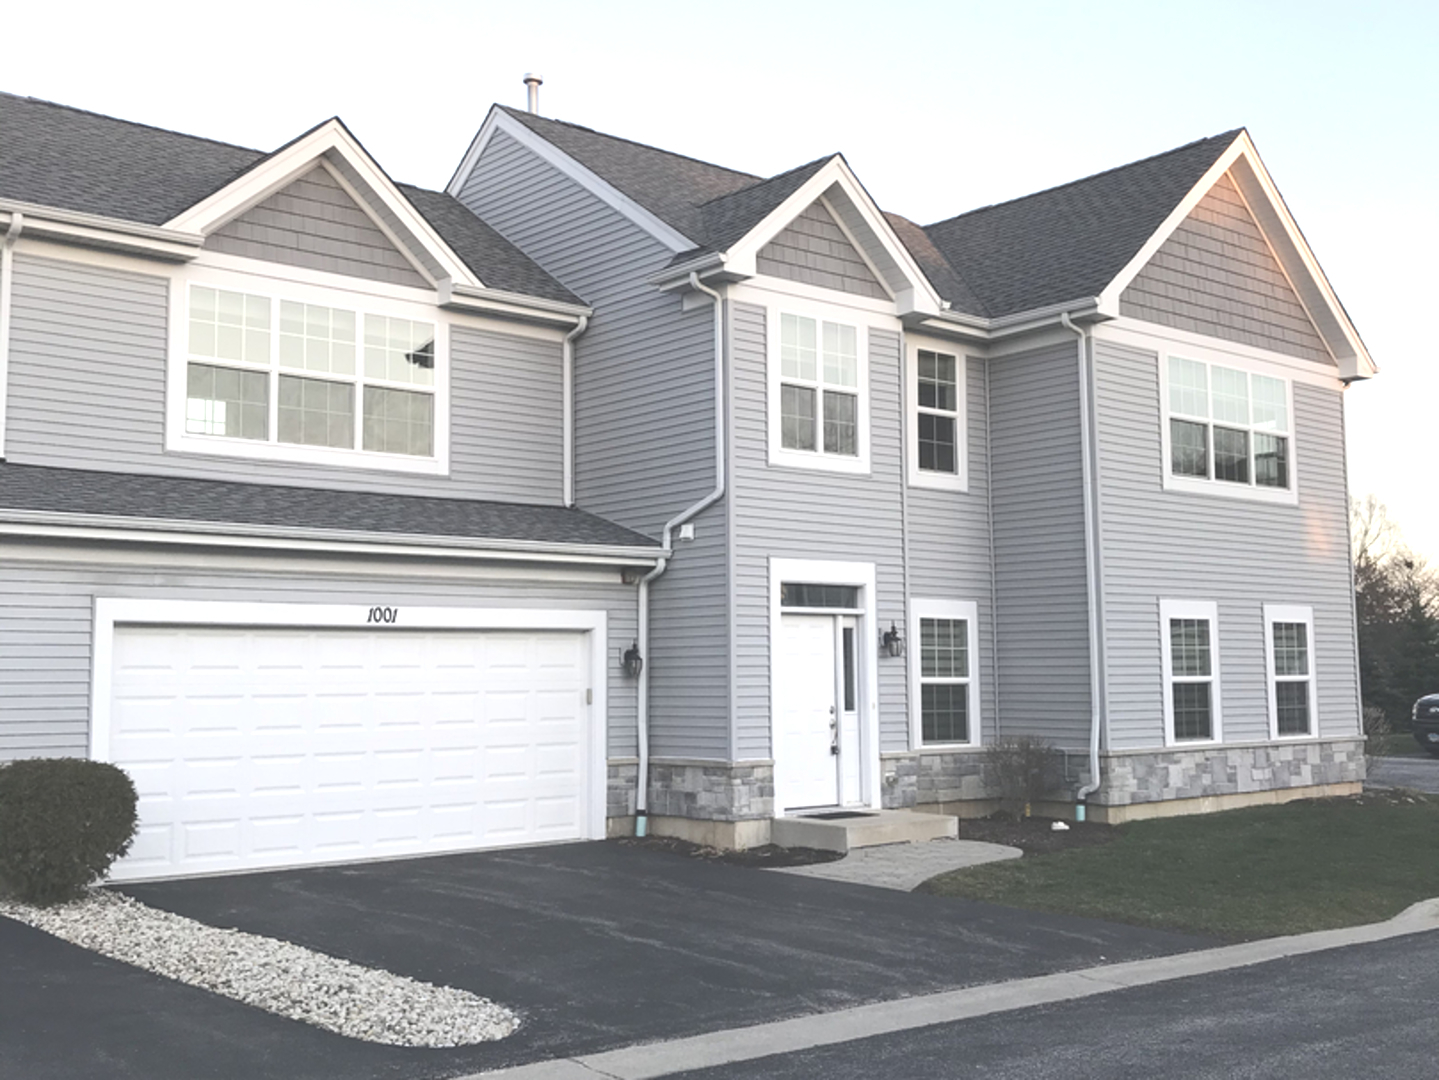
<box><xmin>907</xmin><ymin>470</ymin><xmax>970</xmax><ymax>494</ymax></box>
<box><xmin>768</xmin><ymin>447</ymin><xmax>871</xmax><ymax>476</ymax></box>
<box><xmin>1162</xmin><ymin>474</ymin><xmax>1298</xmax><ymax>506</ymax></box>
<box><xmin>168</xmin><ymin>433</ymin><xmax>449</xmax><ymax>476</ymax></box>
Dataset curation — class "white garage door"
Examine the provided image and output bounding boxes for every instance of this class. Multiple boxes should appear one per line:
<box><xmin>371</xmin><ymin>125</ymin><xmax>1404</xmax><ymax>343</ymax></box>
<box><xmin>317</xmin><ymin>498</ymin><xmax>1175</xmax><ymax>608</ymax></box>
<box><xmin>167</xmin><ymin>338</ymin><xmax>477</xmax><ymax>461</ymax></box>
<box><xmin>105</xmin><ymin>625</ymin><xmax>592</xmax><ymax>881</ymax></box>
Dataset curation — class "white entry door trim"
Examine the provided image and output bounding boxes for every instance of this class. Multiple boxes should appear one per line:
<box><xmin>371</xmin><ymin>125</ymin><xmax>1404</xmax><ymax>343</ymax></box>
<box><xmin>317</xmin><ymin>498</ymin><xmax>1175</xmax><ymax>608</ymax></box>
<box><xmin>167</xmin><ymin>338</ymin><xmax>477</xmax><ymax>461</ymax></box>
<box><xmin>90</xmin><ymin>598</ymin><xmax>610</xmax><ymax>868</ymax></box>
<box><xmin>768</xmin><ymin>559</ymin><xmax>880</xmax><ymax>813</ymax></box>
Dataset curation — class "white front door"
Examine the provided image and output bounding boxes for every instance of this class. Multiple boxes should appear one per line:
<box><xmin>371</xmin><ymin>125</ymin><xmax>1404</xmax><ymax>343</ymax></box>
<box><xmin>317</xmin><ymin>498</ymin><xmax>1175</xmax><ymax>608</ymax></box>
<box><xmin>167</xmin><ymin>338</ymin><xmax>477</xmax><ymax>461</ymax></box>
<box><xmin>776</xmin><ymin>614</ymin><xmax>840</xmax><ymax>810</ymax></box>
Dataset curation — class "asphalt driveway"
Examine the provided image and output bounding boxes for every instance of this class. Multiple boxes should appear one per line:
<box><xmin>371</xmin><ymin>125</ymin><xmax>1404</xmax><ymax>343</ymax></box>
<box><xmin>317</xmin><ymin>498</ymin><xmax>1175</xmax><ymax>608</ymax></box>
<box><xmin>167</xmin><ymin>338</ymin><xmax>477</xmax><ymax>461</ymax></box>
<box><xmin>1369</xmin><ymin>754</ymin><xmax>1439</xmax><ymax>794</ymax></box>
<box><xmin>3</xmin><ymin>840</ymin><xmax>1210</xmax><ymax>1079</ymax></box>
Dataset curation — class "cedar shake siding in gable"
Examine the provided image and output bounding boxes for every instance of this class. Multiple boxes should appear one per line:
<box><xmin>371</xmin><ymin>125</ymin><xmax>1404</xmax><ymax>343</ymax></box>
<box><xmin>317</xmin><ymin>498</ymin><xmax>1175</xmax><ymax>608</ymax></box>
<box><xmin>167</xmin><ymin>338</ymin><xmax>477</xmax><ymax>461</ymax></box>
<box><xmin>1119</xmin><ymin>173</ymin><xmax>1332</xmax><ymax>365</ymax></box>
<box><xmin>1093</xmin><ymin>338</ymin><xmax>1360</xmax><ymax>749</ymax></box>
<box><xmin>457</xmin><ymin>127</ymin><xmax>732</xmax><ymax>761</ymax></box>
<box><xmin>756</xmin><ymin>201</ymin><xmax>888</xmax><ymax>300</ymax></box>
<box><xmin>4</xmin><ymin>254</ymin><xmax>566</xmax><ymax>504</ymax></box>
<box><xmin>207</xmin><ymin>166</ymin><xmax>430</xmax><ymax>289</ymax></box>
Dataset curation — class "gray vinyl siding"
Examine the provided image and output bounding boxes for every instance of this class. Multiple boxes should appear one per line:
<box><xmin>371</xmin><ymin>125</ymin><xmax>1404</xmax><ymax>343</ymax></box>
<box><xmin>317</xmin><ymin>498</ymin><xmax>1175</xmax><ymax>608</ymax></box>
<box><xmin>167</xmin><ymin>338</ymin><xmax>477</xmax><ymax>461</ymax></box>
<box><xmin>1119</xmin><ymin>173</ymin><xmax>1332</xmax><ymax>365</ymax></box>
<box><xmin>207</xmin><ymin>166</ymin><xmax>430</xmax><ymax>289</ymax></box>
<box><xmin>987</xmin><ymin>342</ymin><xmax>1092</xmax><ymax>749</ymax></box>
<box><xmin>730</xmin><ymin>302</ymin><xmax>908</xmax><ymax>757</ymax></box>
<box><xmin>457</xmin><ymin>129</ymin><xmax>730</xmax><ymax>760</ymax></box>
<box><xmin>1094</xmin><ymin>339</ymin><xmax>1359</xmax><ymax>748</ymax></box>
<box><xmin>905</xmin><ymin>356</ymin><xmax>997</xmax><ymax>742</ymax></box>
<box><xmin>756</xmin><ymin>201</ymin><xmax>888</xmax><ymax>300</ymax></box>
<box><xmin>5</xmin><ymin>254</ymin><xmax>565</xmax><ymax>504</ymax></box>
<box><xmin>0</xmin><ymin>545</ymin><xmax>637</xmax><ymax>762</ymax></box>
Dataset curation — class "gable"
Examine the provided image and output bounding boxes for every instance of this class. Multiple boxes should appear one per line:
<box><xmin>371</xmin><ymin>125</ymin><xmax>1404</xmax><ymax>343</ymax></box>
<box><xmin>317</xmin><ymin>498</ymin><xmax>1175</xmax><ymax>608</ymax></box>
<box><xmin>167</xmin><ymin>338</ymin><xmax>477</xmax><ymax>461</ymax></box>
<box><xmin>756</xmin><ymin>200</ymin><xmax>887</xmax><ymax>300</ymax></box>
<box><xmin>205</xmin><ymin>165</ymin><xmax>428</xmax><ymax>288</ymax></box>
<box><xmin>1119</xmin><ymin>173</ymin><xmax>1331</xmax><ymax>365</ymax></box>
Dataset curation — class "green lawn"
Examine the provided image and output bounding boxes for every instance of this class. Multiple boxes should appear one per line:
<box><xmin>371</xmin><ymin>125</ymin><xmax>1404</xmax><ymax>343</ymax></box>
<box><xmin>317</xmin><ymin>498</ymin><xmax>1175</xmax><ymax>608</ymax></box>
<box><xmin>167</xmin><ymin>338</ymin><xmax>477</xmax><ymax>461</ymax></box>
<box><xmin>922</xmin><ymin>794</ymin><xmax>1439</xmax><ymax>941</ymax></box>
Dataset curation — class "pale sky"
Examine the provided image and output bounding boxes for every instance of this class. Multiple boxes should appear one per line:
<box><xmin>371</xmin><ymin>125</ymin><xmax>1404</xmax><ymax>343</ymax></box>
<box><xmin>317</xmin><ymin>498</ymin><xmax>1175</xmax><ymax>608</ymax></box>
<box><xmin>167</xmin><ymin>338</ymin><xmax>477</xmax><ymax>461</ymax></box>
<box><xmin>9</xmin><ymin>0</ymin><xmax>1435</xmax><ymax>557</ymax></box>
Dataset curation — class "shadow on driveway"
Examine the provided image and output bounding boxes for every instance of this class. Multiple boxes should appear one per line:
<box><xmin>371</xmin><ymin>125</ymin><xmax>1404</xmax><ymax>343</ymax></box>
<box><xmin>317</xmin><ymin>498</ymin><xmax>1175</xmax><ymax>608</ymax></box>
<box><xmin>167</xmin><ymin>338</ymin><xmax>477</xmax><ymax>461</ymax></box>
<box><xmin>5</xmin><ymin>840</ymin><xmax>1211</xmax><ymax>1079</ymax></box>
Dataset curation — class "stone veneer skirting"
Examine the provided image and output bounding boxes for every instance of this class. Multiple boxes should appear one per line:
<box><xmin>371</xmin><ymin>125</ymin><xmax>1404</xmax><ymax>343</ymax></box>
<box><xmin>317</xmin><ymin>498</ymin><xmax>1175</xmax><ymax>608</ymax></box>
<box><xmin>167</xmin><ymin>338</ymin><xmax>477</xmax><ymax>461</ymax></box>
<box><xmin>1093</xmin><ymin>738</ymin><xmax>1365</xmax><ymax>806</ymax></box>
<box><xmin>607</xmin><ymin>759</ymin><xmax>773</xmax><ymax>822</ymax></box>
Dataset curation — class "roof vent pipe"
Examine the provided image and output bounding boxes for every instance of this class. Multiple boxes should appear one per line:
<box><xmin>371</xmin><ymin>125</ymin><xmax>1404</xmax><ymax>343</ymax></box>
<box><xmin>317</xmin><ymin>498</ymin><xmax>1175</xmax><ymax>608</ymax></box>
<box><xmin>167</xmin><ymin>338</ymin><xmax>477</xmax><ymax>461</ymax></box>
<box><xmin>523</xmin><ymin>73</ymin><xmax>543</xmax><ymax>114</ymax></box>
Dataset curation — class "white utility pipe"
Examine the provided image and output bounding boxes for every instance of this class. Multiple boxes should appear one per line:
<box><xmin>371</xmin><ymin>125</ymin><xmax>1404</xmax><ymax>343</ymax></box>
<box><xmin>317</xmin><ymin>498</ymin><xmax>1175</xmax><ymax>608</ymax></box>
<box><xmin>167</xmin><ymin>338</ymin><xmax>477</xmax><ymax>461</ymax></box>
<box><xmin>633</xmin><ymin>272</ymin><xmax>726</xmax><ymax>835</ymax></box>
<box><xmin>561</xmin><ymin>315</ymin><xmax>589</xmax><ymax>507</ymax></box>
<box><xmin>1061</xmin><ymin>312</ymin><xmax>1104</xmax><ymax>815</ymax></box>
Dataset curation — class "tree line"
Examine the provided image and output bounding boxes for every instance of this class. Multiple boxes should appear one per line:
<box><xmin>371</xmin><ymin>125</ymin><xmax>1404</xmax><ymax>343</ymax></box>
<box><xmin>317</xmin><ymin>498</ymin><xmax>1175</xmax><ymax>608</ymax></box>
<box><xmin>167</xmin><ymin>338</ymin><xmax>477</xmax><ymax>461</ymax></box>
<box><xmin>1351</xmin><ymin>496</ymin><xmax>1439</xmax><ymax>729</ymax></box>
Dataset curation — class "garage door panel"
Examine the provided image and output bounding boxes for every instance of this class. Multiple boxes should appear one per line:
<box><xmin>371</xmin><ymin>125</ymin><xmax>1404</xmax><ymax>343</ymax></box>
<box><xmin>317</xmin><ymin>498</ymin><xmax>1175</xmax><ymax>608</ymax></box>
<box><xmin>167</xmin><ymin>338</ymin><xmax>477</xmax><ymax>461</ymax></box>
<box><xmin>105</xmin><ymin>625</ymin><xmax>594</xmax><ymax>880</ymax></box>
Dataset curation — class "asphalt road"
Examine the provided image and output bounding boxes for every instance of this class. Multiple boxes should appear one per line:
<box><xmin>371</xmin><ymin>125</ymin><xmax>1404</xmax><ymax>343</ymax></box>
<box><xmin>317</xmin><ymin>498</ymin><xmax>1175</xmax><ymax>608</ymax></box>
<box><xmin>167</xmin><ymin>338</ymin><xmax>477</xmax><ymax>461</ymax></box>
<box><xmin>1369</xmin><ymin>754</ymin><xmax>1439</xmax><ymax>793</ymax></box>
<box><xmin>668</xmin><ymin>930</ymin><xmax>1439</xmax><ymax>1080</ymax></box>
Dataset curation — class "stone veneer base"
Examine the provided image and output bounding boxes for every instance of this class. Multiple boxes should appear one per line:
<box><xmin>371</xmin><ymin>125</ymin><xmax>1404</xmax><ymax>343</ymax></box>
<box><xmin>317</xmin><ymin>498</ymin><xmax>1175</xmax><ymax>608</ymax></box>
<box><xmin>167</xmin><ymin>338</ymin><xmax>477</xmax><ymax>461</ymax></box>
<box><xmin>1085</xmin><ymin>781</ymin><xmax>1363</xmax><ymax>824</ymax></box>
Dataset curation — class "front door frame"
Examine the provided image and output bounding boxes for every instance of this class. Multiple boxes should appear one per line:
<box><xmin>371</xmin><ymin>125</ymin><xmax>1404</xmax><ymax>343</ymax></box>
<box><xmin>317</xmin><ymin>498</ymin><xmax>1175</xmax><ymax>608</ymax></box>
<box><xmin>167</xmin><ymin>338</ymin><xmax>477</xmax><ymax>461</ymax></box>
<box><xmin>768</xmin><ymin>558</ymin><xmax>880</xmax><ymax>814</ymax></box>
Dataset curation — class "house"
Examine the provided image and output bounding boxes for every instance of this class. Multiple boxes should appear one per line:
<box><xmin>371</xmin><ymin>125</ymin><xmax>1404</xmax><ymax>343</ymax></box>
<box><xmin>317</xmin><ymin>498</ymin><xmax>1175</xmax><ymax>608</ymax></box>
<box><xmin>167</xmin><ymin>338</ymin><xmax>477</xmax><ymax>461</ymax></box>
<box><xmin>0</xmin><ymin>91</ymin><xmax>1373</xmax><ymax>878</ymax></box>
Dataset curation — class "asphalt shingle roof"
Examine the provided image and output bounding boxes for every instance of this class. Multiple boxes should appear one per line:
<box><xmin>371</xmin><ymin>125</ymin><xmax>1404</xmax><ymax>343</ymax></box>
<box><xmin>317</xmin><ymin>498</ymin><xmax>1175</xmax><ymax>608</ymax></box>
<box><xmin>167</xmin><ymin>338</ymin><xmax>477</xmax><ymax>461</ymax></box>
<box><xmin>921</xmin><ymin>131</ymin><xmax>1242</xmax><ymax>317</ymax></box>
<box><xmin>0</xmin><ymin>463</ymin><xmax>659</xmax><ymax>550</ymax></box>
<box><xmin>0</xmin><ymin>92</ymin><xmax>580</xmax><ymax>306</ymax></box>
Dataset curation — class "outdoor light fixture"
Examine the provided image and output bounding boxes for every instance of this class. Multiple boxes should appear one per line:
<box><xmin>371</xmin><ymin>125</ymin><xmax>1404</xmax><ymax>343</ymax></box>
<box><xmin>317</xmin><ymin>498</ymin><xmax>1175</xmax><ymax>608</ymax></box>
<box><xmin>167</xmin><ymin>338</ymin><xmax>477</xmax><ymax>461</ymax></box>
<box><xmin>880</xmin><ymin>622</ymin><xmax>904</xmax><ymax>658</ymax></box>
<box><xmin>621</xmin><ymin>641</ymin><xmax>644</xmax><ymax>678</ymax></box>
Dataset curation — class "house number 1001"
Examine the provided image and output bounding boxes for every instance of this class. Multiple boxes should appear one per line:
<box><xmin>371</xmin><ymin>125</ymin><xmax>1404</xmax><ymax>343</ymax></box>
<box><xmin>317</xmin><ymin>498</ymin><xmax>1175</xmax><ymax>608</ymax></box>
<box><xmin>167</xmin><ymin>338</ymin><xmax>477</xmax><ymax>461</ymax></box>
<box><xmin>367</xmin><ymin>606</ymin><xmax>399</xmax><ymax>624</ymax></box>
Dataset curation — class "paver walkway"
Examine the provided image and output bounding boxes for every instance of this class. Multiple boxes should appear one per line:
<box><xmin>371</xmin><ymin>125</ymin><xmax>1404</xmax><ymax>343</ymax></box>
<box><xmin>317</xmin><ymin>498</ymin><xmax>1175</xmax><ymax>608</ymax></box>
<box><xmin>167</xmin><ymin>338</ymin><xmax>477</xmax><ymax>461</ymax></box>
<box><xmin>772</xmin><ymin>838</ymin><xmax>1021</xmax><ymax>891</ymax></box>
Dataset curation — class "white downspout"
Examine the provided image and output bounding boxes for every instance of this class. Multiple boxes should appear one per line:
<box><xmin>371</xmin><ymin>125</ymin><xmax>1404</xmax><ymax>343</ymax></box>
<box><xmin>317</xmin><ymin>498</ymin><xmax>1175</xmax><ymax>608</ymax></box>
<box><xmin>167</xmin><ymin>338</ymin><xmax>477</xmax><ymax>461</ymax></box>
<box><xmin>562</xmin><ymin>315</ymin><xmax>589</xmax><ymax>507</ymax></box>
<box><xmin>0</xmin><ymin>212</ymin><xmax>23</xmax><ymax>459</ymax></box>
<box><xmin>634</xmin><ymin>272</ymin><xmax>725</xmax><ymax>836</ymax></box>
<box><xmin>1061</xmin><ymin>312</ymin><xmax>1104</xmax><ymax>814</ymax></box>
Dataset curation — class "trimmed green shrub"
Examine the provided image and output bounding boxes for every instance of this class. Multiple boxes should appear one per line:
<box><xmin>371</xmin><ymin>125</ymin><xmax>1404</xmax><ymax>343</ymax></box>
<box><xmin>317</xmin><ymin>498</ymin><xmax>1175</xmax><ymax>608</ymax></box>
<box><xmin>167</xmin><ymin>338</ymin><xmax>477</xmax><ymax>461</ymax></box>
<box><xmin>0</xmin><ymin>758</ymin><xmax>138</xmax><ymax>905</ymax></box>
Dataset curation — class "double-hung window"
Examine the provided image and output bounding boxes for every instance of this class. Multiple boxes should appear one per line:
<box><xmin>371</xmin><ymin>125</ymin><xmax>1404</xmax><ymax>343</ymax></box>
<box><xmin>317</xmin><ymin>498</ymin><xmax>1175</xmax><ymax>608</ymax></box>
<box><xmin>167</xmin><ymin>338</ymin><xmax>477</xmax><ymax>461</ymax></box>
<box><xmin>910</xmin><ymin>599</ymin><xmax>979</xmax><ymax>747</ymax></box>
<box><xmin>1163</xmin><ymin>353</ymin><xmax>1294</xmax><ymax>502</ymax></box>
<box><xmin>769</xmin><ymin>307</ymin><xmax>869</xmax><ymax>473</ymax></box>
<box><xmin>1160</xmin><ymin>599</ymin><xmax>1221</xmax><ymax>744</ymax></box>
<box><xmin>907</xmin><ymin>341</ymin><xmax>967</xmax><ymax>490</ymax></box>
<box><xmin>1265</xmin><ymin>604</ymin><xmax>1316</xmax><ymax>738</ymax></box>
<box><xmin>174</xmin><ymin>278</ymin><xmax>445</xmax><ymax>473</ymax></box>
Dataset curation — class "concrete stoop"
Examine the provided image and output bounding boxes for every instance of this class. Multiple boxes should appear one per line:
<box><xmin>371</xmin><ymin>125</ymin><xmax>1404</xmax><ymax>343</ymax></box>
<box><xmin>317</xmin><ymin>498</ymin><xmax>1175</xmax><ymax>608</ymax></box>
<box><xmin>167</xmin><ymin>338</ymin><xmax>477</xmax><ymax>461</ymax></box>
<box><xmin>771</xmin><ymin>809</ymin><xmax>959</xmax><ymax>853</ymax></box>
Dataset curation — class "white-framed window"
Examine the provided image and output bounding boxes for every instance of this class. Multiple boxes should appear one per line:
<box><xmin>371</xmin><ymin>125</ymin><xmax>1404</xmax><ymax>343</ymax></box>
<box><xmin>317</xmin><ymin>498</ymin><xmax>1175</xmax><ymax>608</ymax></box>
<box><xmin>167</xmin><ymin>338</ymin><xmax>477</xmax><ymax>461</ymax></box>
<box><xmin>167</xmin><ymin>271</ymin><xmax>449</xmax><ymax>474</ymax></box>
<box><xmin>909</xmin><ymin>599</ymin><xmax>979</xmax><ymax>748</ymax></box>
<box><xmin>1159</xmin><ymin>350</ymin><xmax>1297</xmax><ymax>504</ymax></box>
<box><xmin>1264</xmin><ymin>604</ymin><xmax>1316</xmax><ymax>739</ymax></box>
<box><xmin>767</xmin><ymin>302</ymin><xmax>870</xmax><ymax>474</ymax></box>
<box><xmin>1160</xmin><ymin>599</ymin><xmax>1222</xmax><ymax>745</ymax></box>
<box><xmin>906</xmin><ymin>338</ymin><xmax>968</xmax><ymax>491</ymax></box>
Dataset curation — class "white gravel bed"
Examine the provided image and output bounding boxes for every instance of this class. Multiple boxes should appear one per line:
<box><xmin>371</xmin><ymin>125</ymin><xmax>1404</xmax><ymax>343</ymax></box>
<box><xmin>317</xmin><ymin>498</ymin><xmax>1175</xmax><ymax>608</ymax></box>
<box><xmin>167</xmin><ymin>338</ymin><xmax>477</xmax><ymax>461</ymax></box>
<box><xmin>0</xmin><ymin>889</ymin><xmax>519</xmax><ymax>1046</ymax></box>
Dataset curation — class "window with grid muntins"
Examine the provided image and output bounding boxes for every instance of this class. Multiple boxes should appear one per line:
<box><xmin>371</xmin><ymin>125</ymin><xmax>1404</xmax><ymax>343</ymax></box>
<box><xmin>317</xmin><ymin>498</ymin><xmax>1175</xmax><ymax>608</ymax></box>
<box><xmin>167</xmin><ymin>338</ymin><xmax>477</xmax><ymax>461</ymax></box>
<box><xmin>1272</xmin><ymin>620</ymin><xmax>1312</xmax><ymax>736</ymax></box>
<box><xmin>920</xmin><ymin>617</ymin><xmax>970</xmax><ymax>744</ymax></box>
<box><xmin>185</xmin><ymin>284</ymin><xmax>436</xmax><ymax>459</ymax></box>
<box><xmin>1167</xmin><ymin>356</ymin><xmax>1290</xmax><ymax>491</ymax></box>
<box><xmin>779</xmin><ymin>313</ymin><xmax>858</xmax><ymax>457</ymax></box>
<box><xmin>1169</xmin><ymin>617</ymin><xmax>1214</xmax><ymax>741</ymax></box>
<box><xmin>917</xmin><ymin>349</ymin><xmax>959</xmax><ymax>474</ymax></box>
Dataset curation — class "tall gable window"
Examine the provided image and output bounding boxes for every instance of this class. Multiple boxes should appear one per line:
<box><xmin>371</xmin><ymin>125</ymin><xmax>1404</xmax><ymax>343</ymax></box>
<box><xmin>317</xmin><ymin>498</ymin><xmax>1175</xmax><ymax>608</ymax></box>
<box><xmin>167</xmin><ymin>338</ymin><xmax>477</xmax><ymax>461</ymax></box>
<box><xmin>767</xmin><ymin>304</ymin><xmax>870</xmax><ymax>474</ymax></box>
<box><xmin>171</xmin><ymin>275</ymin><xmax>446</xmax><ymax>474</ymax></box>
<box><xmin>906</xmin><ymin>339</ymin><xmax>968</xmax><ymax>490</ymax></box>
<box><xmin>1162</xmin><ymin>351</ymin><xmax>1295</xmax><ymax>503</ymax></box>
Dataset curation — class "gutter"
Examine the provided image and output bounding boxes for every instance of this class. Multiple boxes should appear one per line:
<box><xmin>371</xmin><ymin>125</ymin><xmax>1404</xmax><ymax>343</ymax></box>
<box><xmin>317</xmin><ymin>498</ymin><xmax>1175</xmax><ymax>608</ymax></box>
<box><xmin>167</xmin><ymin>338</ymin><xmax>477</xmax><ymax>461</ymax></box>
<box><xmin>634</xmin><ymin>271</ymin><xmax>727</xmax><ymax>836</ymax></box>
<box><xmin>0</xmin><ymin>201</ymin><xmax>203</xmax><ymax>261</ymax></box>
<box><xmin>1061</xmin><ymin>312</ymin><xmax>1105</xmax><ymax>813</ymax></box>
<box><xmin>562</xmin><ymin>316</ymin><xmax>590</xmax><ymax>506</ymax></box>
<box><xmin>0</xmin><ymin>509</ymin><xmax>664</xmax><ymax>567</ymax></box>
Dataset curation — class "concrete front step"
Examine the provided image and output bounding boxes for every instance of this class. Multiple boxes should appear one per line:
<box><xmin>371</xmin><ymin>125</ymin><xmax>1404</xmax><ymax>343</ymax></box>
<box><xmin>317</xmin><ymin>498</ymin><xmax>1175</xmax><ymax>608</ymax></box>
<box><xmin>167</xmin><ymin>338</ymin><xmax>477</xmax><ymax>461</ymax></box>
<box><xmin>770</xmin><ymin>808</ymin><xmax>959</xmax><ymax>853</ymax></box>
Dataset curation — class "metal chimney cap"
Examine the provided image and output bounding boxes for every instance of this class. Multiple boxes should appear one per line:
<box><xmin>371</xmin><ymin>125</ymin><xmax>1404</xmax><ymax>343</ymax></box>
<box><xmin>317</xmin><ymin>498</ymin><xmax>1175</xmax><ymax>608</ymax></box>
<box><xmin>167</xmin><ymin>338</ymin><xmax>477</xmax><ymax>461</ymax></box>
<box><xmin>523</xmin><ymin>73</ymin><xmax>543</xmax><ymax>113</ymax></box>
<box><xmin>523</xmin><ymin>73</ymin><xmax>543</xmax><ymax>86</ymax></box>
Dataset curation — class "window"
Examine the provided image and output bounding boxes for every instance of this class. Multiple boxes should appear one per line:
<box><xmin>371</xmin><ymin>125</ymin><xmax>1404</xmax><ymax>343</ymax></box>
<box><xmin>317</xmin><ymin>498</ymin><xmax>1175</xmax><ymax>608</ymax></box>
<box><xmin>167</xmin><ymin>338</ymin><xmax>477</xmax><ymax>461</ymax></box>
<box><xmin>907</xmin><ymin>341</ymin><xmax>968</xmax><ymax>490</ymax></box>
<box><xmin>1160</xmin><ymin>599</ymin><xmax>1222</xmax><ymax>744</ymax></box>
<box><xmin>910</xmin><ymin>599</ymin><xmax>979</xmax><ymax>747</ymax></box>
<box><xmin>1162</xmin><ymin>353</ymin><xmax>1295</xmax><ymax>502</ymax></box>
<box><xmin>174</xmin><ymin>279</ymin><xmax>445</xmax><ymax>472</ymax></box>
<box><xmin>768</xmin><ymin>306</ymin><xmax>869</xmax><ymax>473</ymax></box>
<box><xmin>1265</xmin><ymin>604</ymin><xmax>1316</xmax><ymax>738</ymax></box>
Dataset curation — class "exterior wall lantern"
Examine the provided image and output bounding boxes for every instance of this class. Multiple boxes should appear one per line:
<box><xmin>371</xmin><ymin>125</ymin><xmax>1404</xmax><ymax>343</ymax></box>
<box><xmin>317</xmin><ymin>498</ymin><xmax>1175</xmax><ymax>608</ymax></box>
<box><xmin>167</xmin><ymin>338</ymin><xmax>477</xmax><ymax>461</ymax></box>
<box><xmin>621</xmin><ymin>641</ymin><xmax>644</xmax><ymax>678</ymax></box>
<box><xmin>880</xmin><ymin>621</ymin><xmax>905</xmax><ymax>658</ymax></box>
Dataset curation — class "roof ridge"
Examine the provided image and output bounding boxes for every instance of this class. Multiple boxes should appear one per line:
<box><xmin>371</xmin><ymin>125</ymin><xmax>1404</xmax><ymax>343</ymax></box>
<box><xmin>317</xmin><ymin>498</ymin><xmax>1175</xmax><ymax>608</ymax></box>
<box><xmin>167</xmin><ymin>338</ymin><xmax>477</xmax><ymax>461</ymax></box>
<box><xmin>925</xmin><ymin>128</ymin><xmax>1244</xmax><ymax>229</ymax></box>
<box><xmin>695</xmin><ymin>153</ymin><xmax>837</xmax><ymax>209</ymax></box>
<box><xmin>498</xmin><ymin>104</ymin><xmax>761</xmax><ymax>183</ymax></box>
<box><xmin>0</xmin><ymin>90</ymin><xmax>264</xmax><ymax>156</ymax></box>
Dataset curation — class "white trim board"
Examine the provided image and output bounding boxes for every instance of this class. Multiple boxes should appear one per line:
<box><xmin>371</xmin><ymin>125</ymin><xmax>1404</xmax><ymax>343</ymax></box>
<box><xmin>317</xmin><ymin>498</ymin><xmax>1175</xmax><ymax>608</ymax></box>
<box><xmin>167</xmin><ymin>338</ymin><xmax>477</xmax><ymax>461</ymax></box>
<box><xmin>447</xmin><ymin>108</ymin><xmax>696</xmax><ymax>254</ymax></box>
<box><xmin>1159</xmin><ymin>598</ymin><xmax>1223</xmax><ymax>747</ymax></box>
<box><xmin>1263</xmin><ymin>603</ymin><xmax>1318</xmax><ymax>741</ymax></box>
<box><xmin>89</xmin><ymin>599</ymin><xmax>611</xmax><ymax>844</ymax></box>
<box><xmin>904</xmin><ymin>332</ymin><xmax>970</xmax><ymax>492</ymax></box>
<box><xmin>768</xmin><ymin>558</ymin><xmax>881</xmax><ymax>813</ymax></box>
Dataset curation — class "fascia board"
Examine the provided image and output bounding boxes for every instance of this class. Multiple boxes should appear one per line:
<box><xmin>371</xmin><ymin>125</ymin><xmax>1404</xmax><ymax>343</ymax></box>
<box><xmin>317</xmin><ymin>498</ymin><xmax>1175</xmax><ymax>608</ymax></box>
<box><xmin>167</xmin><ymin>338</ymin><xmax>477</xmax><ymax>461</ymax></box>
<box><xmin>164</xmin><ymin>120</ymin><xmax>481</xmax><ymax>289</ymax></box>
<box><xmin>0</xmin><ymin>201</ymin><xmax>203</xmax><ymax>261</ymax></box>
<box><xmin>0</xmin><ymin>508</ymin><xmax>664</xmax><ymax>566</ymax></box>
<box><xmin>441</xmin><ymin>279</ymin><xmax>591</xmax><ymax>328</ymax></box>
<box><xmin>723</xmin><ymin>158</ymin><xmax>944</xmax><ymax>316</ymax></box>
<box><xmin>447</xmin><ymin>109</ymin><xmax>696</xmax><ymax>255</ymax></box>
